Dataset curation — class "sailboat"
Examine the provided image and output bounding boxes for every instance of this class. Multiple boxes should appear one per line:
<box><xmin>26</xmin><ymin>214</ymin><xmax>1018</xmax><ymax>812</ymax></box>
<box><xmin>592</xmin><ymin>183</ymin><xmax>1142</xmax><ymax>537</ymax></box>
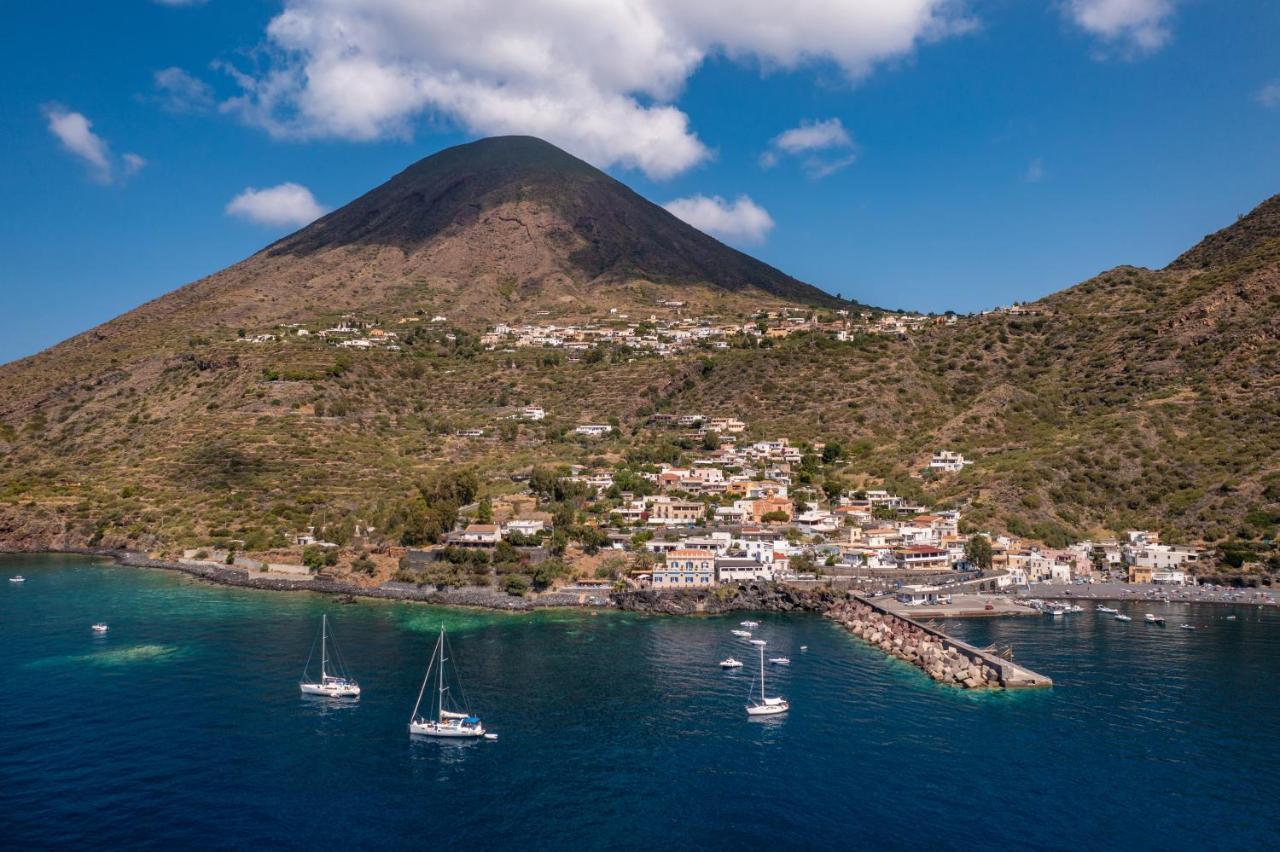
<box><xmin>299</xmin><ymin>614</ymin><xmax>361</xmax><ymax>698</ymax></box>
<box><xmin>409</xmin><ymin>625</ymin><xmax>492</xmax><ymax>739</ymax></box>
<box><xmin>745</xmin><ymin>642</ymin><xmax>789</xmax><ymax>716</ymax></box>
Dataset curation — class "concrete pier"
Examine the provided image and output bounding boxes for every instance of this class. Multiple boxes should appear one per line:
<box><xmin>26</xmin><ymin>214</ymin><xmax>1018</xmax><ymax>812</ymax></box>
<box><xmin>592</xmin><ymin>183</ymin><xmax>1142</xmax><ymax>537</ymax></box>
<box><xmin>826</xmin><ymin>594</ymin><xmax>1053</xmax><ymax>689</ymax></box>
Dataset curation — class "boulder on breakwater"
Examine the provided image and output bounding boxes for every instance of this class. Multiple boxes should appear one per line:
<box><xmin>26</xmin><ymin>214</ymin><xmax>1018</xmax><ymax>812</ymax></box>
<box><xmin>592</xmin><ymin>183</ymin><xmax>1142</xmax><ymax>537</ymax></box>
<box><xmin>825</xmin><ymin>597</ymin><xmax>1005</xmax><ymax>689</ymax></box>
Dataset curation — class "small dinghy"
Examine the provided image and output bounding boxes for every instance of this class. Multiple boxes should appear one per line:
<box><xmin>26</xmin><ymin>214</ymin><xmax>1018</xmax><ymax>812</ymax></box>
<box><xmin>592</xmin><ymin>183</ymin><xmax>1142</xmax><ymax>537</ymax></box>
<box><xmin>720</xmin><ymin>657</ymin><xmax>744</xmax><ymax>668</ymax></box>
<box><xmin>740</xmin><ymin>621</ymin><xmax>760</xmax><ymax>629</ymax></box>
<box><xmin>730</xmin><ymin>629</ymin><xmax>752</xmax><ymax>638</ymax></box>
<box><xmin>1178</xmin><ymin>624</ymin><xmax>1196</xmax><ymax>631</ymax></box>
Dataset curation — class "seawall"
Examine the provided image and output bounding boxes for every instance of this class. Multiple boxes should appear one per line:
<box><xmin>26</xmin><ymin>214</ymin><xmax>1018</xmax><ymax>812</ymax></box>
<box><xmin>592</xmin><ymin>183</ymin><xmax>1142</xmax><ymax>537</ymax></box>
<box><xmin>826</xmin><ymin>595</ymin><xmax>1053</xmax><ymax>689</ymax></box>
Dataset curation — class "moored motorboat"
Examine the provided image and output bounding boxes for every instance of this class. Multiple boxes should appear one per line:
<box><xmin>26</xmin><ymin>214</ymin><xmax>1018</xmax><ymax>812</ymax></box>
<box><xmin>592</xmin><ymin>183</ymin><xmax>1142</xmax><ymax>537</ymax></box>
<box><xmin>740</xmin><ymin>620</ymin><xmax>759</xmax><ymax>629</ymax></box>
<box><xmin>1097</xmin><ymin>605</ymin><xmax>1118</xmax><ymax>614</ymax></box>
<box><xmin>1114</xmin><ymin>613</ymin><xmax>1132</xmax><ymax>622</ymax></box>
<box><xmin>91</xmin><ymin>623</ymin><xmax>109</xmax><ymax>634</ymax></box>
<box><xmin>720</xmin><ymin>657</ymin><xmax>744</xmax><ymax>668</ymax></box>
<box><xmin>731</xmin><ymin>629</ymin><xmax>752</xmax><ymax>638</ymax></box>
<box><xmin>8</xmin><ymin>575</ymin><xmax>24</xmax><ymax>583</ymax></box>
<box><xmin>749</xmin><ymin>639</ymin><xmax>767</xmax><ymax>647</ymax></box>
<box><xmin>1144</xmin><ymin>613</ymin><xmax>1165</xmax><ymax>625</ymax></box>
<box><xmin>769</xmin><ymin>657</ymin><xmax>790</xmax><ymax>666</ymax></box>
<box><xmin>299</xmin><ymin>614</ymin><xmax>361</xmax><ymax>698</ymax></box>
<box><xmin>1179</xmin><ymin>624</ymin><xmax>1196</xmax><ymax>631</ymax></box>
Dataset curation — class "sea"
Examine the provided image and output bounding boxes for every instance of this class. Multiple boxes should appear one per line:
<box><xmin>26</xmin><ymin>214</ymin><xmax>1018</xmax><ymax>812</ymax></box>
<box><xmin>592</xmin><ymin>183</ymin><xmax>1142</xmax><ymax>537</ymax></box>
<box><xmin>2</xmin><ymin>554</ymin><xmax>1278</xmax><ymax>850</ymax></box>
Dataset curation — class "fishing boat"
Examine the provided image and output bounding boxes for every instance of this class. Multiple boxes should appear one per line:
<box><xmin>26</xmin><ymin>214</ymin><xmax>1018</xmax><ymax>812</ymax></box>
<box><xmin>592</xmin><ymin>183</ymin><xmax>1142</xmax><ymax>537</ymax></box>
<box><xmin>1144</xmin><ymin>613</ymin><xmax>1165</xmax><ymax>625</ymax></box>
<box><xmin>409</xmin><ymin>625</ymin><xmax>489</xmax><ymax>739</ymax></box>
<box><xmin>720</xmin><ymin>657</ymin><xmax>744</xmax><ymax>669</ymax></box>
<box><xmin>91</xmin><ymin>623</ymin><xmax>109</xmax><ymax>634</ymax></box>
<box><xmin>731</xmin><ymin>629</ymin><xmax>752</xmax><ymax>638</ymax></box>
<box><xmin>1114</xmin><ymin>613</ymin><xmax>1132</xmax><ymax>622</ymax></box>
<box><xmin>740</xmin><ymin>620</ymin><xmax>760</xmax><ymax>629</ymax></box>
<box><xmin>299</xmin><ymin>614</ymin><xmax>361</xmax><ymax>698</ymax></box>
<box><xmin>8</xmin><ymin>575</ymin><xmax>24</xmax><ymax>583</ymax></box>
<box><xmin>769</xmin><ymin>657</ymin><xmax>791</xmax><ymax>666</ymax></box>
<box><xmin>745</xmin><ymin>643</ymin><xmax>788</xmax><ymax>717</ymax></box>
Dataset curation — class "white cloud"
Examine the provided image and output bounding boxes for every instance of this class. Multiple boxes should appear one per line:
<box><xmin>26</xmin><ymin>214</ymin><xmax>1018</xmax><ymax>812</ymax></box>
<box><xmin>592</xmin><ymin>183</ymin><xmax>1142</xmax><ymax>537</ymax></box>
<box><xmin>225</xmin><ymin>183</ymin><xmax>327</xmax><ymax>227</ymax></box>
<box><xmin>1064</xmin><ymin>0</ymin><xmax>1175</xmax><ymax>55</ymax></box>
<box><xmin>1256</xmin><ymin>81</ymin><xmax>1280</xmax><ymax>108</ymax></box>
<box><xmin>1024</xmin><ymin>158</ymin><xmax>1045</xmax><ymax>183</ymax></box>
<box><xmin>773</xmin><ymin>118</ymin><xmax>854</xmax><ymax>154</ymax></box>
<box><xmin>122</xmin><ymin>153</ymin><xmax>148</xmax><ymax>177</ymax></box>
<box><xmin>154</xmin><ymin>66</ymin><xmax>215</xmax><ymax>113</ymax></box>
<box><xmin>761</xmin><ymin>118</ymin><xmax>857</xmax><ymax>178</ymax></box>
<box><xmin>42</xmin><ymin>104</ymin><xmax>143</xmax><ymax>184</ymax></box>
<box><xmin>153</xmin><ymin>1</ymin><xmax>207</xmax><ymax>6</ymax></box>
<box><xmin>663</xmin><ymin>194</ymin><xmax>774</xmax><ymax>243</ymax></box>
<box><xmin>219</xmin><ymin>0</ymin><xmax>972</xmax><ymax>179</ymax></box>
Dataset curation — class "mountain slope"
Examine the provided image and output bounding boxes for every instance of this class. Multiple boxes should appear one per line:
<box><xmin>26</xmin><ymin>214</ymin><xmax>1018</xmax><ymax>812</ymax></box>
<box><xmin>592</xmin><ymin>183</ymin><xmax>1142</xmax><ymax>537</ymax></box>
<box><xmin>0</xmin><ymin>174</ymin><xmax>1276</xmax><ymax>565</ymax></box>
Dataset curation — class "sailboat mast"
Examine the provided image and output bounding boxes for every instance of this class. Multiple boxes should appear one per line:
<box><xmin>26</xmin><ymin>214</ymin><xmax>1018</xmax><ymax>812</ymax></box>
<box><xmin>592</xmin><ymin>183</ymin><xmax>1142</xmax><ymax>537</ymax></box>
<box><xmin>437</xmin><ymin>626</ymin><xmax>446</xmax><ymax>722</ymax></box>
<box><xmin>411</xmin><ymin>628</ymin><xmax>442</xmax><ymax>723</ymax></box>
<box><xmin>320</xmin><ymin>614</ymin><xmax>328</xmax><ymax>680</ymax></box>
<box><xmin>760</xmin><ymin>645</ymin><xmax>766</xmax><ymax>701</ymax></box>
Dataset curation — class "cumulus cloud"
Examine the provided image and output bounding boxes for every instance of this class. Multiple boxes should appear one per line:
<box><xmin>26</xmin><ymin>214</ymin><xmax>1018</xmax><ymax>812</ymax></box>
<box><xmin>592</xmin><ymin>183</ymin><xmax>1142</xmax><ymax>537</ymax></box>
<box><xmin>760</xmin><ymin>117</ymin><xmax>857</xmax><ymax>177</ymax></box>
<box><xmin>225</xmin><ymin>183</ymin><xmax>327</xmax><ymax>227</ymax></box>
<box><xmin>663</xmin><ymin>194</ymin><xmax>774</xmax><ymax>243</ymax></box>
<box><xmin>218</xmin><ymin>0</ymin><xmax>972</xmax><ymax>179</ymax></box>
<box><xmin>154</xmin><ymin>66</ymin><xmax>216</xmax><ymax>113</ymax></box>
<box><xmin>1256</xmin><ymin>81</ymin><xmax>1280</xmax><ymax>108</ymax></box>
<box><xmin>42</xmin><ymin>104</ymin><xmax>144</xmax><ymax>184</ymax></box>
<box><xmin>1064</xmin><ymin>0</ymin><xmax>1176</xmax><ymax>56</ymax></box>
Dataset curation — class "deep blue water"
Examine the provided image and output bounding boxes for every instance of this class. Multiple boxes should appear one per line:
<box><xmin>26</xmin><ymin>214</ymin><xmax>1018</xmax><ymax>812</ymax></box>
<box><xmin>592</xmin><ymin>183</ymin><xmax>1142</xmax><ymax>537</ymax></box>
<box><xmin>2</xmin><ymin>555</ymin><xmax>1278</xmax><ymax>850</ymax></box>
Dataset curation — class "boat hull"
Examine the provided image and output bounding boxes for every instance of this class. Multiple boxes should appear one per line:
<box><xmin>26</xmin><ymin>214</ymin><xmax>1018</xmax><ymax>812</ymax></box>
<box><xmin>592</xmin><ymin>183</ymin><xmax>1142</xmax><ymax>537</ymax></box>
<box><xmin>746</xmin><ymin>702</ymin><xmax>789</xmax><ymax>716</ymax></box>
<box><xmin>300</xmin><ymin>683</ymin><xmax>361</xmax><ymax>698</ymax></box>
<box><xmin>409</xmin><ymin>721</ymin><xmax>486</xmax><ymax>738</ymax></box>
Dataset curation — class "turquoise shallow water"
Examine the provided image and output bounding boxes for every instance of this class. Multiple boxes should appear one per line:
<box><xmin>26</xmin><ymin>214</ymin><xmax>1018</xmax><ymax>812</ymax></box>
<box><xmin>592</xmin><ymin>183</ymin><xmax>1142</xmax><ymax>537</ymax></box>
<box><xmin>2</xmin><ymin>554</ymin><xmax>1278</xmax><ymax>850</ymax></box>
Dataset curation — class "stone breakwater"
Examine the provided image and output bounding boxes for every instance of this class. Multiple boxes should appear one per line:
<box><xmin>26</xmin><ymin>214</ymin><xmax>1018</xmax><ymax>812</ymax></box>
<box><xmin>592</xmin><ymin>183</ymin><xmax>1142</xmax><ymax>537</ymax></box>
<box><xmin>826</xmin><ymin>596</ymin><xmax>1052</xmax><ymax>689</ymax></box>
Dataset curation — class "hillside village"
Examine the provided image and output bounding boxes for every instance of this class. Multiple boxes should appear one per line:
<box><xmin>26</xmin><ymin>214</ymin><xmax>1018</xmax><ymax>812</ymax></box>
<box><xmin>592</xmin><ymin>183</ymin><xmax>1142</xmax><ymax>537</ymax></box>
<box><xmin>178</xmin><ymin>410</ymin><xmax>1205</xmax><ymax>599</ymax></box>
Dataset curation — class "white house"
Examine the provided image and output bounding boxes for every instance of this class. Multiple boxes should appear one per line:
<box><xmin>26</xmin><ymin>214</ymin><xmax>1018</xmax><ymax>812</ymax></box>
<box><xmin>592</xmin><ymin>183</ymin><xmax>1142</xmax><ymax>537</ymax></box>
<box><xmin>574</xmin><ymin>424</ymin><xmax>612</xmax><ymax>438</ymax></box>
<box><xmin>930</xmin><ymin>450</ymin><xmax>972</xmax><ymax>472</ymax></box>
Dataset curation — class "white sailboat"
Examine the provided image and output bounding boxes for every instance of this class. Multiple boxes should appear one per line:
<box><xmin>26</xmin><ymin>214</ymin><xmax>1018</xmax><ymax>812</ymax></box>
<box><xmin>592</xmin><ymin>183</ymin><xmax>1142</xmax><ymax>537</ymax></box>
<box><xmin>745</xmin><ymin>642</ymin><xmax>789</xmax><ymax>717</ymax></box>
<box><xmin>408</xmin><ymin>625</ymin><xmax>492</xmax><ymax>739</ymax></box>
<box><xmin>299</xmin><ymin>614</ymin><xmax>361</xmax><ymax>698</ymax></box>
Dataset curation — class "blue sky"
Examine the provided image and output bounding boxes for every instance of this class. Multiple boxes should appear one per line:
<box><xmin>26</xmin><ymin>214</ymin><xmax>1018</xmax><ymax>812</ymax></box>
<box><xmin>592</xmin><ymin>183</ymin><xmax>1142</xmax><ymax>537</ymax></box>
<box><xmin>3</xmin><ymin>0</ymin><xmax>1279</xmax><ymax>363</ymax></box>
